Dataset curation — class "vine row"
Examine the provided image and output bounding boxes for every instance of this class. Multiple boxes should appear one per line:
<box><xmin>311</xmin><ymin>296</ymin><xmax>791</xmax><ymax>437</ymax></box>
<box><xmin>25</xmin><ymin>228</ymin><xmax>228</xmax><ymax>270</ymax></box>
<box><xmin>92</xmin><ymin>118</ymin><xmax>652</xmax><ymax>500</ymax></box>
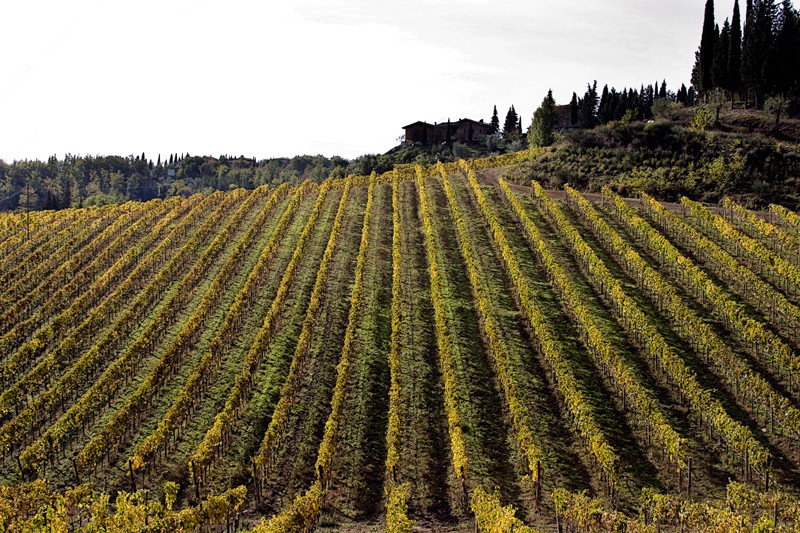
<box><xmin>18</xmin><ymin>187</ymin><xmax>271</xmax><ymax>474</ymax></box>
<box><xmin>723</xmin><ymin>198</ymin><xmax>800</xmax><ymax>267</ymax></box>
<box><xmin>682</xmin><ymin>196</ymin><xmax>800</xmax><ymax>297</ymax></box>
<box><xmin>441</xmin><ymin>162</ymin><xmax>546</xmax><ymax>487</ymax></box>
<box><xmin>603</xmin><ymin>188</ymin><xmax>800</xmax><ymax>397</ymax></box>
<box><xmin>129</xmin><ymin>183</ymin><xmax>295</xmax><ymax>472</ymax></box>
<box><xmin>0</xmin><ymin>191</ymin><xmax>232</xmax><ymax>438</ymax></box>
<box><xmin>251</xmin><ymin>177</ymin><xmax>352</xmax><ymax>488</ymax></box>
<box><xmin>189</xmin><ymin>180</ymin><xmax>328</xmax><ymax>480</ymax></box>
<box><xmin>384</xmin><ymin>170</ymin><xmax>412</xmax><ymax>531</ymax></box>
<box><xmin>531</xmin><ymin>181</ymin><xmax>768</xmax><ymax>475</ymax></box>
<box><xmin>415</xmin><ymin>165</ymin><xmax>467</xmax><ymax>480</ymax></box>
<box><xmin>641</xmin><ymin>193</ymin><xmax>800</xmax><ymax>349</ymax></box>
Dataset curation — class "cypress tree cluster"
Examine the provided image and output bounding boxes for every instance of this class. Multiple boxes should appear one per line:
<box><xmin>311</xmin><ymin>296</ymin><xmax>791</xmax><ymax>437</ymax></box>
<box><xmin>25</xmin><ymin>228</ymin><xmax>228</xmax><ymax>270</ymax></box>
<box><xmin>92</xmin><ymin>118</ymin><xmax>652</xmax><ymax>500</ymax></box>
<box><xmin>693</xmin><ymin>0</ymin><xmax>800</xmax><ymax>107</ymax></box>
<box><xmin>574</xmin><ymin>80</ymin><xmax>694</xmax><ymax>126</ymax></box>
<box><xmin>503</xmin><ymin>106</ymin><xmax>519</xmax><ymax>136</ymax></box>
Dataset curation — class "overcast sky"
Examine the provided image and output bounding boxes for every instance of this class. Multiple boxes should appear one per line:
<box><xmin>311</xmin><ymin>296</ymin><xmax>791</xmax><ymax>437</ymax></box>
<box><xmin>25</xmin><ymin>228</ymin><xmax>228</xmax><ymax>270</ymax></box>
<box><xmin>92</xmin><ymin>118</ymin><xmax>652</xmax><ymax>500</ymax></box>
<box><xmin>1</xmin><ymin>0</ymin><xmax>717</xmax><ymax>162</ymax></box>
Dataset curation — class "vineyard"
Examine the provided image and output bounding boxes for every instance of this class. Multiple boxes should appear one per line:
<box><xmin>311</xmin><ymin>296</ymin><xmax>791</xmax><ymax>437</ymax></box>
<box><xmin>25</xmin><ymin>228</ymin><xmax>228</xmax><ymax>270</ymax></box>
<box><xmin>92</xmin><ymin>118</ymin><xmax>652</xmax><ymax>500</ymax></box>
<box><xmin>2</xmin><ymin>150</ymin><xmax>800</xmax><ymax>532</ymax></box>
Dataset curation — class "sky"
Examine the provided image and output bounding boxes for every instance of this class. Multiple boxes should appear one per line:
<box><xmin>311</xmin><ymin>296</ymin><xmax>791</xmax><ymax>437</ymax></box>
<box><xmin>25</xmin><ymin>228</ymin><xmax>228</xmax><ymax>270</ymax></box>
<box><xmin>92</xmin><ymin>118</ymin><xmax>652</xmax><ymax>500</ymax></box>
<box><xmin>0</xmin><ymin>0</ymin><xmax>716</xmax><ymax>163</ymax></box>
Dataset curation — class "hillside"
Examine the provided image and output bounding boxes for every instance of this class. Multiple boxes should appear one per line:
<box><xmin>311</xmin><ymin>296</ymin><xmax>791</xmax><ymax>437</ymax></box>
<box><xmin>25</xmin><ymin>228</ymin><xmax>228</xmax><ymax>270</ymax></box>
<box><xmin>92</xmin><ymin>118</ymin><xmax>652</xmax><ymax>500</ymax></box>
<box><xmin>504</xmin><ymin>116</ymin><xmax>800</xmax><ymax>209</ymax></box>
<box><xmin>1</xmin><ymin>151</ymin><xmax>800</xmax><ymax>531</ymax></box>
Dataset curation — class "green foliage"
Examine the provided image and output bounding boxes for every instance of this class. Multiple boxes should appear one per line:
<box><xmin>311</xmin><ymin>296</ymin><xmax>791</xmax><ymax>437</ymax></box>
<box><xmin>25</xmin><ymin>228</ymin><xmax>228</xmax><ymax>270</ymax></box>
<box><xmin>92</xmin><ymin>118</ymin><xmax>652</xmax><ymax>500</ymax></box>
<box><xmin>385</xmin><ymin>483</ymin><xmax>414</xmax><ymax>533</ymax></box>
<box><xmin>642</xmin><ymin>120</ymin><xmax>675</xmax><ymax>138</ymax></box>
<box><xmin>763</xmin><ymin>95</ymin><xmax>790</xmax><ymax>131</ymax></box>
<box><xmin>728</xmin><ymin>0</ymin><xmax>743</xmax><ymax>94</ymax></box>
<box><xmin>508</xmin><ymin>120</ymin><xmax>800</xmax><ymax>206</ymax></box>
<box><xmin>163</xmin><ymin>482</ymin><xmax>178</xmax><ymax>512</ymax></box>
<box><xmin>580</xmin><ymin>81</ymin><xmax>598</xmax><ymax>128</ymax></box>
<box><xmin>490</xmin><ymin>105</ymin><xmax>499</xmax><ymax>134</ymax></box>
<box><xmin>706</xmin><ymin>88</ymin><xmax>727</xmax><ymax>123</ymax></box>
<box><xmin>452</xmin><ymin>142</ymin><xmax>471</xmax><ymax>159</ymax></box>
<box><xmin>692</xmin><ymin>107</ymin><xmax>713</xmax><ymax>130</ymax></box>
<box><xmin>650</xmin><ymin>98</ymin><xmax>682</xmax><ymax>119</ymax></box>
<box><xmin>697</xmin><ymin>152</ymin><xmax>747</xmax><ymax>191</ymax></box>
<box><xmin>620</xmin><ymin>108</ymin><xmax>639</xmax><ymax>124</ymax></box>
<box><xmin>0</xmin><ymin>153</ymin><xmax>351</xmax><ymax>212</ymax></box>
<box><xmin>503</xmin><ymin>105</ymin><xmax>519</xmax><ymax>136</ymax></box>
<box><xmin>528</xmin><ymin>90</ymin><xmax>557</xmax><ymax>147</ymax></box>
<box><xmin>698</xmin><ymin>0</ymin><xmax>718</xmax><ymax>94</ymax></box>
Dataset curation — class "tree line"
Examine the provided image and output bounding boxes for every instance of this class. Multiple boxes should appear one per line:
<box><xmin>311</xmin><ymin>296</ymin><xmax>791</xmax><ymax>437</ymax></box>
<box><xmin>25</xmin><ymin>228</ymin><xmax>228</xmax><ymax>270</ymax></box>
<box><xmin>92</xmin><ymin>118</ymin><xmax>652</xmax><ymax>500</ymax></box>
<box><xmin>526</xmin><ymin>0</ymin><xmax>800</xmax><ymax>148</ymax></box>
<box><xmin>0</xmin><ymin>153</ymin><xmax>353</xmax><ymax>212</ymax></box>
<box><xmin>523</xmin><ymin>79</ymin><xmax>693</xmax><ymax>148</ymax></box>
<box><xmin>489</xmin><ymin>76</ymin><xmax>696</xmax><ymax>152</ymax></box>
<box><xmin>693</xmin><ymin>0</ymin><xmax>800</xmax><ymax>109</ymax></box>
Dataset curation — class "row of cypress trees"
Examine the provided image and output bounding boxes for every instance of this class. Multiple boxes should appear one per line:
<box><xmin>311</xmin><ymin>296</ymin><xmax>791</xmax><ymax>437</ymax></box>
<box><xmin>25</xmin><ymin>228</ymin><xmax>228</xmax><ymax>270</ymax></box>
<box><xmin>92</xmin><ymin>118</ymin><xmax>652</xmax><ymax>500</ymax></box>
<box><xmin>693</xmin><ymin>0</ymin><xmax>800</xmax><ymax>107</ymax></box>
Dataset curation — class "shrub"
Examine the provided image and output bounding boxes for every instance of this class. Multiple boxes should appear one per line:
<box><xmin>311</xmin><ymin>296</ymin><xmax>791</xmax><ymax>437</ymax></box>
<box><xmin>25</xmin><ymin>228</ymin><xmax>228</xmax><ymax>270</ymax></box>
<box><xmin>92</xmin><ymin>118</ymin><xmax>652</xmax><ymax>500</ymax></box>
<box><xmin>691</xmin><ymin>108</ymin><xmax>712</xmax><ymax>131</ymax></box>
<box><xmin>651</xmin><ymin>99</ymin><xmax>683</xmax><ymax>119</ymax></box>
<box><xmin>621</xmin><ymin>108</ymin><xmax>639</xmax><ymax>124</ymax></box>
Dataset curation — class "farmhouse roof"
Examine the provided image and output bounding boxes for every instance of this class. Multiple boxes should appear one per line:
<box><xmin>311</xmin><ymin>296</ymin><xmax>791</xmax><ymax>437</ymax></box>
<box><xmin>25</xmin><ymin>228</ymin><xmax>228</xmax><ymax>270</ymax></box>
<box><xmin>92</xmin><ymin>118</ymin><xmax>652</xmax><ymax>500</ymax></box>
<box><xmin>403</xmin><ymin>118</ymin><xmax>485</xmax><ymax>129</ymax></box>
<box><xmin>402</xmin><ymin>121</ymin><xmax>434</xmax><ymax>129</ymax></box>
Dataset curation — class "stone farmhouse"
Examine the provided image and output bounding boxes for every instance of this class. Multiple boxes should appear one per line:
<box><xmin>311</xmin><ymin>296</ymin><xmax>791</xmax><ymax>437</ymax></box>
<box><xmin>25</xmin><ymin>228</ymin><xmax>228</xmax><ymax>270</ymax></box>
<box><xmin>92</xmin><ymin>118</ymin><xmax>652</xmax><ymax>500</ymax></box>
<box><xmin>402</xmin><ymin>118</ymin><xmax>490</xmax><ymax>146</ymax></box>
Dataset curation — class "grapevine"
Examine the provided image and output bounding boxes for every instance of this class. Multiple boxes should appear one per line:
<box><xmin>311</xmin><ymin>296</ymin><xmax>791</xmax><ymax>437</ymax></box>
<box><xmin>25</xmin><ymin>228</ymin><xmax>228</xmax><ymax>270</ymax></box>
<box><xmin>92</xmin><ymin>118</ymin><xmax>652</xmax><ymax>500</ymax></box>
<box><xmin>530</xmin><ymin>181</ymin><xmax>768</xmax><ymax>475</ymax></box>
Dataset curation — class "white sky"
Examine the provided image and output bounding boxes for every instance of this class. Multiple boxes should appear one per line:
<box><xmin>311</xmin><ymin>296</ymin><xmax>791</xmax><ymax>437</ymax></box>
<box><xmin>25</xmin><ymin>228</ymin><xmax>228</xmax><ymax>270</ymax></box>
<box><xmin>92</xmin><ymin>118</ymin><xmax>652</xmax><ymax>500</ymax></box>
<box><xmin>0</xmin><ymin>0</ymin><xmax>716</xmax><ymax>162</ymax></box>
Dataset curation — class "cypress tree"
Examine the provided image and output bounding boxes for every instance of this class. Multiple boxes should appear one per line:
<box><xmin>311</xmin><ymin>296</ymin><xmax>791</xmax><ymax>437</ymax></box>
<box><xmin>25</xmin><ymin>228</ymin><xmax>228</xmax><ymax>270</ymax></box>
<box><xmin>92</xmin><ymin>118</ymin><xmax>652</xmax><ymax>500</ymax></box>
<box><xmin>490</xmin><ymin>105</ymin><xmax>499</xmax><ymax>134</ymax></box>
<box><xmin>772</xmin><ymin>1</ymin><xmax>800</xmax><ymax>96</ymax></box>
<box><xmin>640</xmin><ymin>84</ymin><xmax>650</xmax><ymax>119</ymax></box>
<box><xmin>742</xmin><ymin>0</ymin><xmax>778</xmax><ymax>107</ymax></box>
<box><xmin>629</xmin><ymin>89</ymin><xmax>642</xmax><ymax>119</ymax></box>
<box><xmin>609</xmin><ymin>88</ymin><xmax>620</xmax><ymax>120</ymax></box>
<box><xmin>43</xmin><ymin>189</ymin><xmax>58</xmax><ymax>211</ymax></box>
<box><xmin>598</xmin><ymin>85</ymin><xmax>612</xmax><ymax>124</ymax></box>
<box><xmin>659</xmin><ymin>80</ymin><xmax>668</xmax><ymax>99</ymax></box>
<box><xmin>741</xmin><ymin>0</ymin><xmax>755</xmax><ymax>105</ymax></box>
<box><xmin>615</xmin><ymin>89</ymin><xmax>629</xmax><ymax>120</ymax></box>
<box><xmin>699</xmin><ymin>0</ymin><xmax>719</xmax><ymax>94</ymax></box>
<box><xmin>760</xmin><ymin>0</ymin><xmax>779</xmax><ymax>100</ymax></box>
<box><xmin>569</xmin><ymin>92</ymin><xmax>579</xmax><ymax>125</ymax></box>
<box><xmin>528</xmin><ymin>89</ymin><xmax>557</xmax><ymax>147</ymax></box>
<box><xmin>786</xmin><ymin>1</ymin><xmax>800</xmax><ymax>96</ymax></box>
<box><xmin>729</xmin><ymin>0</ymin><xmax>743</xmax><ymax>103</ymax></box>
<box><xmin>580</xmin><ymin>81</ymin><xmax>598</xmax><ymax>128</ymax></box>
<box><xmin>503</xmin><ymin>105</ymin><xmax>518</xmax><ymax>136</ymax></box>
<box><xmin>691</xmin><ymin>48</ymin><xmax>702</xmax><ymax>92</ymax></box>
<box><xmin>677</xmin><ymin>84</ymin><xmax>687</xmax><ymax>104</ymax></box>
<box><xmin>713</xmin><ymin>19</ymin><xmax>731</xmax><ymax>91</ymax></box>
